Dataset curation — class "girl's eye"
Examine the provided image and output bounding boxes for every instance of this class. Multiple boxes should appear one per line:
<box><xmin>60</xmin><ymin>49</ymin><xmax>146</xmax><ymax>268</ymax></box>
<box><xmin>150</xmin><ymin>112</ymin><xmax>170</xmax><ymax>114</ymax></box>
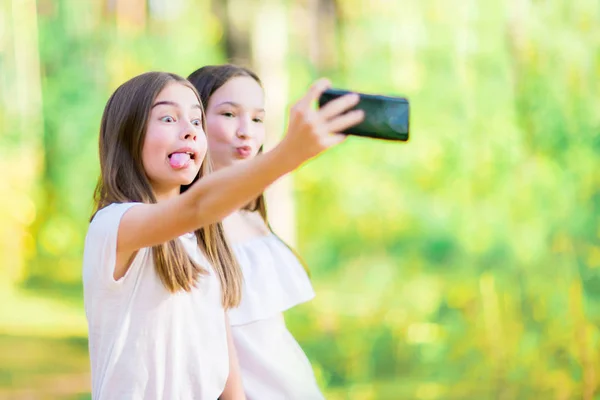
<box><xmin>222</xmin><ymin>112</ymin><xmax>235</xmax><ymax>118</ymax></box>
<box><xmin>253</xmin><ymin>117</ymin><xmax>263</xmax><ymax>123</ymax></box>
<box><xmin>191</xmin><ymin>119</ymin><xmax>202</xmax><ymax>126</ymax></box>
<box><xmin>161</xmin><ymin>116</ymin><xmax>175</xmax><ymax>123</ymax></box>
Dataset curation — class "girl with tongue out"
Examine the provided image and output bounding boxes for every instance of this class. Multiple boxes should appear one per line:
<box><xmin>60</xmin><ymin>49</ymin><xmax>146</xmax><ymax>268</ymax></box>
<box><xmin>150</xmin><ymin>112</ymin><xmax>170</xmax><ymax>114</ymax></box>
<box><xmin>186</xmin><ymin>64</ymin><xmax>336</xmax><ymax>400</ymax></box>
<box><xmin>82</xmin><ymin>70</ymin><xmax>363</xmax><ymax>400</ymax></box>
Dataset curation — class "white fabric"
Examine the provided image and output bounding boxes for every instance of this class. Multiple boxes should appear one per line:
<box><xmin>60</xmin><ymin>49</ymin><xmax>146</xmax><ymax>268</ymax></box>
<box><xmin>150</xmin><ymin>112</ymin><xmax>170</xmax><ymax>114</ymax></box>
<box><xmin>82</xmin><ymin>203</ymin><xmax>228</xmax><ymax>400</ymax></box>
<box><xmin>228</xmin><ymin>233</ymin><xmax>315</xmax><ymax>326</ymax></box>
<box><xmin>233</xmin><ymin>315</ymin><xmax>325</xmax><ymax>400</ymax></box>
<box><xmin>228</xmin><ymin>234</ymin><xmax>323</xmax><ymax>400</ymax></box>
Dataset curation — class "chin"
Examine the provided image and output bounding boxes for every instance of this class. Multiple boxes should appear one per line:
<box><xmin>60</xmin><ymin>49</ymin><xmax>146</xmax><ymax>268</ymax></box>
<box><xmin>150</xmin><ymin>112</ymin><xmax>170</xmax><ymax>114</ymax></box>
<box><xmin>232</xmin><ymin>157</ymin><xmax>252</xmax><ymax>164</ymax></box>
<box><xmin>186</xmin><ymin>172</ymin><xmax>201</xmax><ymax>184</ymax></box>
<box><xmin>211</xmin><ymin>161</ymin><xmax>230</xmax><ymax>171</ymax></box>
<box><xmin>177</xmin><ymin>170</ymin><xmax>201</xmax><ymax>186</ymax></box>
<box><xmin>180</xmin><ymin>179</ymin><xmax>195</xmax><ymax>187</ymax></box>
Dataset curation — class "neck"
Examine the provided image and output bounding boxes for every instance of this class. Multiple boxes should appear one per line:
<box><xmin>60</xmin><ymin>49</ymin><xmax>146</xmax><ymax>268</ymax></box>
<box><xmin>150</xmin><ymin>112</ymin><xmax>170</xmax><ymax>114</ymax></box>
<box><xmin>213</xmin><ymin>158</ymin><xmax>252</xmax><ymax>172</ymax></box>
<box><xmin>152</xmin><ymin>185</ymin><xmax>181</xmax><ymax>203</ymax></box>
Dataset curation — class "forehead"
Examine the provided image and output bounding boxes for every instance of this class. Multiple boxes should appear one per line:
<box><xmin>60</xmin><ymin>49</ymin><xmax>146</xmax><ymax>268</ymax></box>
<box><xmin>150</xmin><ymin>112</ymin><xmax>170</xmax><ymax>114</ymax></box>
<box><xmin>154</xmin><ymin>82</ymin><xmax>200</xmax><ymax>107</ymax></box>
<box><xmin>208</xmin><ymin>76</ymin><xmax>264</xmax><ymax>110</ymax></box>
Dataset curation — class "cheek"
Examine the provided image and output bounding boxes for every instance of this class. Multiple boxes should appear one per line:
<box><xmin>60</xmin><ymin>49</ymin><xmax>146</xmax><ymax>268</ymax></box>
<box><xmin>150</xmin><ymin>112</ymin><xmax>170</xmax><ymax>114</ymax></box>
<box><xmin>253</xmin><ymin>126</ymin><xmax>266</xmax><ymax>151</ymax></box>
<box><xmin>196</xmin><ymin>132</ymin><xmax>208</xmax><ymax>160</ymax></box>
<box><xmin>256</xmin><ymin>126</ymin><xmax>266</xmax><ymax>145</ymax></box>
<box><xmin>141</xmin><ymin>128</ymin><xmax>170</xmax><ymax>173</ymax></box>
<box><xmin>141</xmin><ymin>135</ymin><xmax>160</xmax><ymax>168</ymax></box>
<box><xmin>206</xmin><ymin>118</ymin><xmax>236</xmax><ymax>147</ymax></box>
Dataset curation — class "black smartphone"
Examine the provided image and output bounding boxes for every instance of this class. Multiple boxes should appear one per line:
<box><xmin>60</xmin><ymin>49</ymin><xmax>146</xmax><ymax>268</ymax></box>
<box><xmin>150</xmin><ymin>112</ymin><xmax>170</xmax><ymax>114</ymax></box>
<box><xmin>318</xmin><ymin>89</ymin><xmax>410</xmax><ymax>141</ymax></box>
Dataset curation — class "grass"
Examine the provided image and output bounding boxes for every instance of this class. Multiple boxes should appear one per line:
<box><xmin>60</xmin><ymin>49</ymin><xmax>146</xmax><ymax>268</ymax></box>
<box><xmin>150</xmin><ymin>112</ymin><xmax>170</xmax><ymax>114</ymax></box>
<box><xmin>0</xmin><ymin>286</ymin><xmax>498</xmax><ymax>399</ymax></box>
<box><xmin>0</xmin><ymin>334</ymin><xmax>90</xmax><ymax>399</ymax></box>
<box><xmin>0</xmin><ymin>285</ymin><xmax>87</xmax><ymax>338</ymax></box>
<box><xmin>0</xmin><ymin>285</ymin><xmax>90</xmax><ymax>399</ymax></box>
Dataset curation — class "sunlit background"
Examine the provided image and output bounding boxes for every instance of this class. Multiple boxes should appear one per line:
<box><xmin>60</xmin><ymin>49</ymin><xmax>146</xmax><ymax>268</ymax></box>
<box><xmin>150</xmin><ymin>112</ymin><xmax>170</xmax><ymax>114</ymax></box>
<box><xmin>1</xmin><ymin>0</ymin><xmax>599</xmax><ymax>399</ymax></box>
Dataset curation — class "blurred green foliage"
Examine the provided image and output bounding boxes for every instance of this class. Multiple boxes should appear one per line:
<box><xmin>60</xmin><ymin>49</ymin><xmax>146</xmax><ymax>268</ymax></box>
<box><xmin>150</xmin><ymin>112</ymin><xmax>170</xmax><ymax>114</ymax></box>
<box><xmin>0</xmin><ymin>0</ymin><xmax>598</xmax><ymax>399</ymax></box>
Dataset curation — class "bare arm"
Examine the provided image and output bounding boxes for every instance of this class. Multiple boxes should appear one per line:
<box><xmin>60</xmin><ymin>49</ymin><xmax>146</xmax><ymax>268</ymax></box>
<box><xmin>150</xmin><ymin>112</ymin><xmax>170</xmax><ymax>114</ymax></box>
<box><xmin>219</xmin><ymin>315</ymin><xmax>246</xmax><ymax>400</ymax></box>
<box><xmin>114</xmin><ymin>79</ymin><xmax>364</xmax><ymax>278</ymax></box>
<box><xmin>118</xmin><ymin>142</ymin><xmax>299</xmax><ymax>252</ymax></box>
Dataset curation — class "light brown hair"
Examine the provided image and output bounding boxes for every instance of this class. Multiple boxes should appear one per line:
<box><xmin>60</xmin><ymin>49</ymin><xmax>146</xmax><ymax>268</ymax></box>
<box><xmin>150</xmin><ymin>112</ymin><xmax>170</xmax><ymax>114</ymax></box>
<box><xmin>92</xmin><ymin>71</ymin><xmax>242</xmax><ymax>307</ymax></box>
<box><xmin>187</xmin><ymin>65</ymin><xmax>309</xmax><ymax>276</ymax></box>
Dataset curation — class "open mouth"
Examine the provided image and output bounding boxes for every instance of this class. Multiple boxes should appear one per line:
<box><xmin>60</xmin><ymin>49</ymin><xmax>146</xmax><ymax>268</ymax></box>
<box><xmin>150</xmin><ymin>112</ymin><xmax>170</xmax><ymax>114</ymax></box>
<box><xmin>168</xmin><ymin>151</ymin><xmax>196</xmax><ymax>168</ymax></box>
<box><xmin>168</xmin><ymin>151</ymin><xmax>196</xmax><ymax>160</ymax></box>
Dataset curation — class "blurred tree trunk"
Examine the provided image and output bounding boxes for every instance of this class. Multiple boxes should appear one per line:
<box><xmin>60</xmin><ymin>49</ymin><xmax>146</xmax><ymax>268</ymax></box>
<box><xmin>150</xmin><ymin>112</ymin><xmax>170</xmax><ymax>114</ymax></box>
<box><xmin>212</xmin><ymin>0</ymin><xmax>252</xmax><ymax>64</ymax></box>
<box><xmin>0</xmin><ymin>0</ymin><xmax>44</xmax><ymax>288</ymax></box>
<box><xmin>110</xmin><ymin>0</ymin><xmax>147</xmax><ymax>83</ymax></box>
<box><xmin>26</xmin><ymin>0</ymin><xmax>118</xmax><ymax>285</ymax></box>
<box><xmin>505</xmin><ymin>0</ymin><xmax>537</xmax><ymax>153</ymax></box>
<box><xmin>114</xmin><ymin>0</ymin><xmax>147</xmax><ymax>34</ymax></box>
<box><xmin>250</xmin><ymin>0</ymin><xmax>296</xmax><ymax>245</ymax></box>
<box><xmin>306</xmin><ymin>0</ymin><xmax>340</xmax><ymax>74</ymax></box>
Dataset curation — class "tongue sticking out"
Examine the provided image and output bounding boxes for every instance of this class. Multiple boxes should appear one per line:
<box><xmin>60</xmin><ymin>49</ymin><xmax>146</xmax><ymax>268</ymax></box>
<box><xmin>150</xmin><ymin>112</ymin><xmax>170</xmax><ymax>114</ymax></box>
<box><xmin>169</xmin><ymin>153</ymin><xmax>191</xmax><ymax>169</ymax></box>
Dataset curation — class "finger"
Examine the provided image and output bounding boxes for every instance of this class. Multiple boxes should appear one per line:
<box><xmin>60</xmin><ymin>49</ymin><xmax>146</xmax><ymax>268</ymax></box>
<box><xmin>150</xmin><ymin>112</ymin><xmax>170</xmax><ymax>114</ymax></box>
<box><xmin>319</xmin><ymin>93</ymin><xmax>360</xmax><ymax>120</ymax></box>
<box><xmin>295</xmin><ymin>78</ymin><xmax>331</xmax><ymax>110</ymax></box>
<box><xmin>327</xmin><ymin>109</ymin><xmax>365</xmax><ymax>133</ymax></box>
<box><xmin>324</xmin><ymin>132</ymin><xmax>349</xmax><ymax>147</ymax></box>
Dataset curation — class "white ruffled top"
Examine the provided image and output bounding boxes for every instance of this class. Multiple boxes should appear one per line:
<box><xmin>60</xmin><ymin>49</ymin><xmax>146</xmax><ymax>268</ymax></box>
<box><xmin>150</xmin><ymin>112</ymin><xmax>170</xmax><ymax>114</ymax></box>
<box><xmin>228</xmin><ymin>233</ymin><xmax>315</xmax><ymax>326</ymax></box>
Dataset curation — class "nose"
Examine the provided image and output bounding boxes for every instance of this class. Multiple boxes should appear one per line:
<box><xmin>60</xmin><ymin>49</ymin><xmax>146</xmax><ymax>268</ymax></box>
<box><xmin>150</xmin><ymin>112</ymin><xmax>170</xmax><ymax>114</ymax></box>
<box><xmin>236</xmin><ymin>115</ymin><xmax>252</xmax><ymax>139</ymax></box>
<box><xmin>181</xmin><ymin>120</ymin><xmax>198</xmax><ymax>141</ymax></box>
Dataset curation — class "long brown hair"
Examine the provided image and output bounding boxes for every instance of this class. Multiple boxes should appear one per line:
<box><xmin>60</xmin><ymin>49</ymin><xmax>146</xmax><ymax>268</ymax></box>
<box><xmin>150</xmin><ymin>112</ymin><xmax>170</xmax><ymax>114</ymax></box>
<box><xmin>187</xmin><ymin>64</ymin><xmax>309</xmax><ymax>275</ymax></box>
<box><xmin>92</xmin><ymin>71</ymin><xmax>242</xmax><ymax>307</ymax></box>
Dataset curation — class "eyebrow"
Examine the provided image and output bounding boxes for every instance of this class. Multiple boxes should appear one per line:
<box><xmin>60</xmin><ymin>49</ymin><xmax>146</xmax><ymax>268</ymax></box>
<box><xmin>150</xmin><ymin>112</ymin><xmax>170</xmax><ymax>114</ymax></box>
<box><xmin>151</xmin><ymin>101</ymin><xmax>202</xmax><ymax>110</ymax></box>
<box><xmin>215</xmin><ymin>101</ymin><xmax>265</xmax><ymax>113</ymax></box>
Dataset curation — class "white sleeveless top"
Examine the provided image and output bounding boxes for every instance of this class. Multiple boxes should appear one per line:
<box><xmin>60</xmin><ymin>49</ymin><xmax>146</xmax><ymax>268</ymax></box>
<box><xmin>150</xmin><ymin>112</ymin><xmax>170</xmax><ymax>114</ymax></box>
<box><xmin>228</xmin><ymin>234</ymin><xmax>325</xmax><ymax>400</ymax></box>
<box><xmin>228</xmin><ymin>233</ymin><xmax>315</xmax><ymax>325</ymax></box>
<box><xmin>82</xmin><ymin>203</ymin><xmax>229</xmax><ymax>400</ymax></box>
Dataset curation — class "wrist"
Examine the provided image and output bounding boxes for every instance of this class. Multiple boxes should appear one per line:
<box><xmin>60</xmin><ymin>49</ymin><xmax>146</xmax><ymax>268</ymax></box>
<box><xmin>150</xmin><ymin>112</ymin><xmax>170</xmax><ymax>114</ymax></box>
<box><xmin>268</xmin><ymin>138</ymin><xmax>305</xmax><ymax>173</ymax></box>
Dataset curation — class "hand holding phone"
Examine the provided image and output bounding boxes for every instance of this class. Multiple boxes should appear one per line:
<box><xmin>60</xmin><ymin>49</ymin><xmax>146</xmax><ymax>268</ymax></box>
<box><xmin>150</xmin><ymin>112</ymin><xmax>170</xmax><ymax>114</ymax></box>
<box><xmin>318</xmin><ymin>89</ymin><xmax>410</xmax><ymax>141</ymax></box>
